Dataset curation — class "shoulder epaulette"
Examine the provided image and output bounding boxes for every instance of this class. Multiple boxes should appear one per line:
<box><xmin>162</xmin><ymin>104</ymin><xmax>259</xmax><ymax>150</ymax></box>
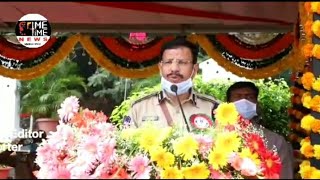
<box><xmin>196</xmin><ymin>93</ymin><xmax>219</xmax><ymax>104</ymax></box>
<box><xmin>131</xmin><ymin>91</ymin><xmax>160</xmax><ymax>107</ymax></box>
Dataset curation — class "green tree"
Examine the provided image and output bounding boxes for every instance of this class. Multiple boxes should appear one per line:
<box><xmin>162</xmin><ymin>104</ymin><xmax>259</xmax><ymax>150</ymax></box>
<box><xmin>20</xmin><ymin>59</ymin><xmax>87</xmax><ymax>119</ymax></box>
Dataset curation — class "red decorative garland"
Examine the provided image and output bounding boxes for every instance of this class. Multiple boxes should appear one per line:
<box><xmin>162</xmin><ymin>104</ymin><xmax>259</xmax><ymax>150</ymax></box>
<box><xmin>0</xmin><ymin>37</ymin><xmax>58</xmax><ymax>61</ymax></box>
<box><xmin>100</xmin><ymin>36</ymin><xmax>175</xmax><ymax>63</ymax></box>
<box><xmin>215</xmin><ymin>33</ymin><xmax>294</xmax><ymax>59</ymax></box>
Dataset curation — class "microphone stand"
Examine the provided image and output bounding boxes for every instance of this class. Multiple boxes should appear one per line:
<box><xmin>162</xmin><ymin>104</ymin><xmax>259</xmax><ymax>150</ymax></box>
<box><xmin>171</xmin><ymin>85</ymin><xmax>191</xmax><ymax>132</ymax></box>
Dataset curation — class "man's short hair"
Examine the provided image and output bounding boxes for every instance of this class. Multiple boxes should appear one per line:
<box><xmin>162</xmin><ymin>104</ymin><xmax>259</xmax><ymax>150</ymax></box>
<box><xmin>226</xmin><ymin>81</ymin><xmax>259</xmax><ymax>102</ymax></box>
<box><xmin>160</xmin><ymin>37</ymin><xmax>199</xmax><ymax>64</ymax></box>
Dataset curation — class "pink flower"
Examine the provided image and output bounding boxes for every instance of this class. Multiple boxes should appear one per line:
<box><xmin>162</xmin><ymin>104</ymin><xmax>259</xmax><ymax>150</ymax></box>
<box><xmin>58</xmin><ymin>96</ymin><xmax>80</xmax><ymax>122</ymax></box>
<box><xmin>195</xmin><ymin>134</ymin><xmax>213</xmax><ymax>156</ymax></box>
<box><xmin>55</xmin><ymin>165</ymin><xmax>71</xmax><ymax>179</ymax></box>
<box><xmin>46</xmin><ymin>123</ymin><xmax>75</xmax><ymax>149</ymax></box>
<box><xmin>229</xmin><ymin>153</ymin><xmax>243</xmax><ymax>171</ymax></box>
<box><xmin>35</xmin><ymin>142</ymin><xmax>61</xmax><ymax>168</ymax></box>
<box><xmin>209</xmin><ymin>166</ymin><xmax>233</xmax><ymax>179</ymax></box>
<box><xmin>67</xmin><ymin>157</ymin><xmax>95</xmax><ymax>178</ymax></box>
<box><xmin>128</xmin><ymin>155</ymin><xmax>151</xmax><ymax>179</ymax></box>
<box><xmin>210</xmin><ymin>169</ymin><xmax>230</xmax><ymax>179</ymax></box>
<box><xmin>88</xmin><ymin>122</ymin><xmax>115</xmax><ymax>138</ymax></box>
<box><xmin>36</xmin><ymin>97</ymin><xmax>119</xmax><ymax>179</ymax></box>
<box><xmin>97</xmin><ymin>138</ymin><xmax>117</xmax><ymax>164</ymax></box>
<box><xmin>79</xmin><ymin>135</ymin><xmax>99</xmax><ymax>157</ymax></box>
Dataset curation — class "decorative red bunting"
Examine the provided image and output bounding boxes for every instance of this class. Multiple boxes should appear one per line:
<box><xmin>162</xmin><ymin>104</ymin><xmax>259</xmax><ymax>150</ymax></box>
<box><xmin>100</xmin><ymin>36</ymin><xmax>175</xmax><ymax>63</ymax></box>
<box><xmin>0</xmin><ymin>37</ymin><xmax>58</xmax><ymax>61</ymax></box>
<box><xmin>0</xmin><ymin>32</ymin><xmax>300</xmax><ymax>80</ymax></box>
<box><xmin>215</xmin><ymin>33</ymin><xmax>294</xmax><ymax>59</ymax></box>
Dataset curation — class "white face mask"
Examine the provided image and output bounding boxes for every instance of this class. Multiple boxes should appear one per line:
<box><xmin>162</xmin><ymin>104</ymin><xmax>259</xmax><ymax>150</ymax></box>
<box><xmin>233</xmin><ymin>99</ymin><xmax>257</xmax><ymax>120</ymax></box>
<box><xmin>160</xmin><ymin>69</ymin><xmax>194</xmax><ymax>96</ymax></box>
<box><xmin>161</xmin><ymin>77</ymin><xmax>193</xmax><ymax>95</ymax></box>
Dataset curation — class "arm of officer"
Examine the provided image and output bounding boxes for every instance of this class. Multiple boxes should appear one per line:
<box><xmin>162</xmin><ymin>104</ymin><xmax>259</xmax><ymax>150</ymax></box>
<box><xmin>278</xmin><ymin>138</ymin><xmax>294</xmax><ymax>179</ymax></box>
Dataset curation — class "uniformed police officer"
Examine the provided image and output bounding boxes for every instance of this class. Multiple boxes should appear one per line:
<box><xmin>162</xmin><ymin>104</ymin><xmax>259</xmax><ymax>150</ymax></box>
<box><xmin>125</xmin><ymin>38</ymin><xmax>219</xmax><ymax>131</ymax></box>
<box><xmin>227</xmin><ymin>81</ymin><xmax>294</xmax><ymax>179</ymax></box>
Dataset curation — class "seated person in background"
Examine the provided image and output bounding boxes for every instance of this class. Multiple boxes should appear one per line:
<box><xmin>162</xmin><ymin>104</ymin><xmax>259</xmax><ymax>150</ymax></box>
<box><xmin>0</xmin><ymin>130</ymin><xmax>46</xmax><ymax>179</ymax></box>
<box><xmin>226</xmin><ymin>81</ymin><xmax>294</xmax><ymax>179</ymax></box>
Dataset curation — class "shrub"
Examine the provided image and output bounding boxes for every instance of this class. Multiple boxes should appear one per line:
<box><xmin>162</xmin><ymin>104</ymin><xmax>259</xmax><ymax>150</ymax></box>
<box><xmin>110</xmin><ymin>76</ymin><xmax>291</xmax><ymax>137</ymax></box>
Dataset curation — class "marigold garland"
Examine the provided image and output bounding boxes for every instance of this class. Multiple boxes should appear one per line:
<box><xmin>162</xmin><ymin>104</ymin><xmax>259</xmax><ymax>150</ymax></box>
<box><xmin>301</xmin><ymin>2</ymin><xmax>320</xmax><ymax>60</ymax></box>
<box><xmin>0</xmin><ymin>36</ymin><xmax>58</xmax><ymax>61</ymax></box>
<box><xmin>288</xmin><ymin>70</ymin><xmax>310</xmax><ymax>150</ymax></box>
<box><xmin>299</xmin><ymin>2</ymin><xmax>320</xmax><ymax>178</ymax></box>
<box><xmin>215</xmin><ymin>33</ymin><xmax>294</xmax><ymax>59</ymax></box>
<box><xmin>312</xmin><ymin>45</ymin><xmax>320</xmax><ymax>60</ymax></box>
<box><xmin>301</xmin><ymin>73</ymin><xmax>320</xmax><ymax>112</ymax></box>
<box><xmin>79</xmin><ymin>35</ymin><xmax>159</xmax><ymax>79</ymax></box>
<box><xmin>0</xmin><ymin>32</ymin><xmax>304</xmax><ymax>80</ymax></box>
<box><xmin>311</xmin><ymin>2</ymin><xmax>320</xmax><ymax>14</ymax></box>
<box><xmin>0</xmin><ymin>34</ymin><xmax>79</xmax><ymax>80</ymax></box>
<box><xmin>312</xmin><ymin>20</ymin><xmax>320</xmax><ymax>38</ymax></box>
<box><xmin>207</xmin><ymin>34</ymin><xmax>293</xmax><ymax>69</ymax></box>
<box><xmin>0</xmin><ymin>37</ymin><xmax>68</xmax><ymax>70</ymax></box>
<box><xmin>192</xmin><ymin>34</ymin><xmax>303</xmax><ymax>79</ymax></box>
<box><xmin>91</xmin><ymin>37</ymin><xmax>159</xmax><ymax>69</ymax></box>
<box><xmin>299</xmin><ymin>160</ymin><xmax>320</xmax><ymax>179</ymax></box>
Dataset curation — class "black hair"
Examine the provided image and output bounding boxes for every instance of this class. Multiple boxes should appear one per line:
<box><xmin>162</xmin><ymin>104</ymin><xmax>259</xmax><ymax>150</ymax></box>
<box><xmin>160</xmin><ymin>37</ymin><xmax>199</xmax><ymax>64</ymax></box>
<box><xmin>226</xmin><ymin>81</ymin><xmax>259</xmax><ymax>102</ymax></box>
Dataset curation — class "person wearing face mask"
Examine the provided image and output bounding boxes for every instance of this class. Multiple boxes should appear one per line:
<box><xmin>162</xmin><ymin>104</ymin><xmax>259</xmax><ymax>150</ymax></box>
<box><xmin>226</xmin><ymin>81</ymin><xmax>294</xmax><ymax>179</ymax></box>
<box><xmin>124</xmin><ymin>38</ymin><xmax>219</xmax><ymax>131</ymax></box>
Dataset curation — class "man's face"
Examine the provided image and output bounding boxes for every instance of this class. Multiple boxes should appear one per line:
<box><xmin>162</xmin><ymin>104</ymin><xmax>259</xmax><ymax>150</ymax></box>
<box><xmin>158</xmin><ymin>46</ymin><xmax>198</xmax><ymax>83</ymax></box>
<box><xmin>229</xmin><ymin>87</ymin><xmax>258</xmax><ymax>103</ymax></box>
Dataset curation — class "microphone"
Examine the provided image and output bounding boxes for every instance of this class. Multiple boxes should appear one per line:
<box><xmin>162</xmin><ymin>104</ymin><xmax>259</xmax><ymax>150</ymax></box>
<box><xmin>170</xmin><ymin>85</ymin><xmax>191</xmax><ymax>132</ymax></box>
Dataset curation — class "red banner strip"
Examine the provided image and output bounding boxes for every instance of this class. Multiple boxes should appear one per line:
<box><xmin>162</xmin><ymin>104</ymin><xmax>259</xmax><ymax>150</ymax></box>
<box><xmin>77</xmin><ymin>2</ymin><xmax>292</xmax><ymax>25</ymax></box>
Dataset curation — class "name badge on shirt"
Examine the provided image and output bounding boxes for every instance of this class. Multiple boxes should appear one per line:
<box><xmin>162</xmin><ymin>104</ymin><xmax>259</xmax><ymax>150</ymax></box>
<box><xmin>142</xmin><ymin>116</ymin><xmax>159</xmax><ymax>122</ymax></box>
<box><xmin>189</xmin><ymin>114</ymin><xmax>213</xmax><ymax>129</ymax></box>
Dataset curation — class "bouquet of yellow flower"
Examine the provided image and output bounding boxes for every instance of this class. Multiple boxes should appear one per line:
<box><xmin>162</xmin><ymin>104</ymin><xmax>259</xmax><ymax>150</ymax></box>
<box><xmin>117</xmin><ymin>103</ymin><xmax>282</xmax><ymax>179</ymax></box>
<box><xmin>34</xmin><ymin>96</ymin><xmax>281</xmax><ymax>179</ymax></box>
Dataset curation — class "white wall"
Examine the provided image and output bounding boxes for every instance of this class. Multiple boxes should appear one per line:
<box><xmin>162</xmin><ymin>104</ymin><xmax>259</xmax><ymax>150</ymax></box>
<box><xmin>0</xmin><ymin>76</ymin><xmax>20</xmax><ymax>142</ymax></box>
<box><xmin>199</xmin><ymin>58</ymin><xmax>248</xmax><ymax>82</ymax></box>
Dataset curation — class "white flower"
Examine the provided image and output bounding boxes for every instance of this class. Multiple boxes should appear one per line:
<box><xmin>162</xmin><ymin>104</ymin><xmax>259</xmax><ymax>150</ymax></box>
<box><xmin>57</xmin><ymin>96</ymin><xmax>80</xmax><ymax>122</ymax></box>
<box><xmin>240</xmin><ymin>158</ymin><xmax>259</xmax><ymax>177</ymax></box>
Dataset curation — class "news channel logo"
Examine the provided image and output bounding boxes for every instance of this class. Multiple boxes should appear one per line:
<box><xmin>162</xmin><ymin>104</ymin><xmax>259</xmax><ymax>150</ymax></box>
<box><xmin>15</xmin><ymin>13</ymin><xmax>51</xmax><ymax>48</ymax></box>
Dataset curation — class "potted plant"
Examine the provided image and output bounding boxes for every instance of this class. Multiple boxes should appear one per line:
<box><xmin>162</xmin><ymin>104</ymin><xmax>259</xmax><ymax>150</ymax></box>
<box><xmin>20</xmin><ymin>58</ymin><xmax>87</xmax><ymax>134</ymax></box>
<box><xmin>0</xmin><ymin>164</ymin><xmax>13</xmax><ymax>179</ymax></box>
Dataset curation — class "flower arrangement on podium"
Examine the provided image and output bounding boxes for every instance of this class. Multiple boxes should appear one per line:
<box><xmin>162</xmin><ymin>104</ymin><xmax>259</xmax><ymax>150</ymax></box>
<box><xmin>34</xmin><ymin>96</ymin><xmax>282</xmax><ymax>179</ymax></box>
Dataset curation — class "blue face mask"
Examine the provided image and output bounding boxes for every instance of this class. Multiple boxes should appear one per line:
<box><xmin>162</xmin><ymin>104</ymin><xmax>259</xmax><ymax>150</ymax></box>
<box><xmin>161</xmin><ymin>77</ymin><xmax>193</xmax><ymax>95</ymax></box>
<box><xmin>234</xmin><ymin>99</ymin><xmax>257</xmax><ymax>120</ymax></box>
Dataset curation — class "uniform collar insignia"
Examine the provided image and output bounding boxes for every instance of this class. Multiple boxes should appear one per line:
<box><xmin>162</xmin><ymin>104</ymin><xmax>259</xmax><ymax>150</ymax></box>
<box><xmin>157</xmin><ymin>89</ymin><xmax>197</xmax><ymax>106</ymax></box>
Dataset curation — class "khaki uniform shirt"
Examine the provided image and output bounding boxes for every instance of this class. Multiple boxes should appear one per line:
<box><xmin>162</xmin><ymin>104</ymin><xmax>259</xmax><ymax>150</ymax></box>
<box><xmin>125</xmin><ymin>90</ymin><xmax>219</xmax><ymax>131</ymax></box>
